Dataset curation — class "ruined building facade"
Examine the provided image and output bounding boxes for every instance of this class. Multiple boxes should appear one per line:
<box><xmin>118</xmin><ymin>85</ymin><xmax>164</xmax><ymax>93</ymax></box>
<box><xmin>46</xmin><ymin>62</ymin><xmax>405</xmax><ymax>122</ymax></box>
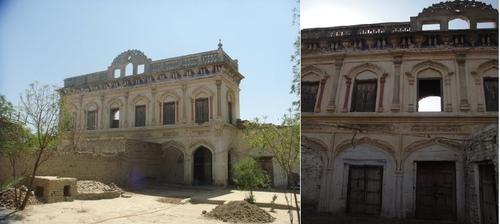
<box><xmin>0</xmin><ymin>44</ymin><xmax>291</xmax><ymax>188</ymax></box>
<box><xmin>301</xmin><ymin>1</ymin><xmax>498</xmax><ymax>224</ymax></box>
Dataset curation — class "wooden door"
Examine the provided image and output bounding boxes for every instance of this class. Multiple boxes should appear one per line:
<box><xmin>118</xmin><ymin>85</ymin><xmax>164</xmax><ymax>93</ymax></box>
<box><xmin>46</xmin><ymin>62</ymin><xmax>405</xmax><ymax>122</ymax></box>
<box><xmin>479</xmin><ymin>164</ymin><xmax>498</xmax><ymax>224</ymax></box>
<box><xmin>346</xmin><ymin>165</ymin><xmax>383</xmax><ymax>216</ymax></box>
<box><xmin>416</xmin><ymin>161</ymin><xmax>456</xmax><ymax>221</ymax></box>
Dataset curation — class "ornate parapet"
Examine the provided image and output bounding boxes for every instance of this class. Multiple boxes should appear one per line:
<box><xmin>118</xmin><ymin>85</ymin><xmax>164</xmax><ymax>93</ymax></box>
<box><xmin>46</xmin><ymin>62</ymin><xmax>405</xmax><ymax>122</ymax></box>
<box><xmin>302</xmin><ymin>28</ymin><xmax>498</xmax><ymax>54</ymax></box>
<box><xmin>302</xmin><ymin>1</ymin><xmax>498</xmax><ymax>54</ymax></box>
<box><xmin>61</xmin><ymin>47</ymin><xmax>243</xmax><ymax>94</ymax></box>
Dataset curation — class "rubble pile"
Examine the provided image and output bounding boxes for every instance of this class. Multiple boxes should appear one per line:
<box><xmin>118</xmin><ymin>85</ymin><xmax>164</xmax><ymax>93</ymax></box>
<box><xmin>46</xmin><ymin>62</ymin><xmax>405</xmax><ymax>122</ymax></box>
<box><xmin>205</xmin><ymin>201</ymin><xmax>275</xmax><ymax>223</ymax></box>
<box><xmin>77</xmin><ymin>180</ymin><xmax>121</xmax><ymax>193</ymax></box>
<box><xmin>0</xmin><ymin>187</ymin><xmax>42</xmax><ymax>209</ymax></box>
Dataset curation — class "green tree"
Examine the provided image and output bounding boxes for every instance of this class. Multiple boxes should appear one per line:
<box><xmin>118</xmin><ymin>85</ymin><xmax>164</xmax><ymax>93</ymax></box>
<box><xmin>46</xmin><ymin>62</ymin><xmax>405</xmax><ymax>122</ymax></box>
<box><xmin>233</xmin><ymin>158</ymin><xmax>270</xmax><ymax>203</ymax></box>
<box><xmin>17</xmin><ymin>82</ymin><xmax>68</xmax><ymax>210</ymax></box>
<box><xmin>0</xmin><ymin>95</ymin><xmax>35</xmax><ymax>208</ymax></box>
<box><xmin>244</xmin><ymin>110</ymin><xmax>300</xmax><ymax>223</ymax></box>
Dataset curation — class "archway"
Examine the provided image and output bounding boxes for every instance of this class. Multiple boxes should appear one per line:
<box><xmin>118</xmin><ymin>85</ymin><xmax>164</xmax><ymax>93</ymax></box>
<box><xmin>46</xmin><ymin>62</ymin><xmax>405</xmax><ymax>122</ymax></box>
<box><xmin>193</xmin><ymin>146</ymin><xmax>212</xmax><ymax>185</ymax></box>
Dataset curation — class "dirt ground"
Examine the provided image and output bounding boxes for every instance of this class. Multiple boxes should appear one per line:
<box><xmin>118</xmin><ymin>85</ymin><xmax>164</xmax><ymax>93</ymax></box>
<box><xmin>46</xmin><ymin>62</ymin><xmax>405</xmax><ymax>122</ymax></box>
<box><xmin>0</xmin><ymin>187</ymin><xmax>299</xmax><ymax>224</ymax></box>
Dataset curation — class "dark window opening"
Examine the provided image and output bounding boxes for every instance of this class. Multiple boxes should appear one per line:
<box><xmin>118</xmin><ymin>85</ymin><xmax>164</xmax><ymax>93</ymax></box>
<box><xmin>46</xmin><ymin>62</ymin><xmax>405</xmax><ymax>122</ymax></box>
<box><xmin>35</xmin><ymin>186</ymin><xmax>44</xmax><ymax>198</ymax></box>
<box><xmin>417</xmin><ymin>79</ymin><xmax>442</xmax><ymax>112</ymax></box>
<box><xmin>351</xmin><ymin>79</ymin><xmax>377</xmax><ymax>112</ymax></box>
<box><xmin>301</xmin><ymin>81</ymin><xmax>319</xmax><ymax>112</ymax></box>
<box><xmin>110</xmin><ymin>108</ymin><xmax>119</xmax><ymax>128</ymax></box>
<box><xmin>163</xmin><ymin>102</ymin><xmax>176</xmax><ymax>125</ymax></box>
<box><xmin>484</xmin><ymin>77</ymin><xmax>498</xmax><ymax>111</ymax></box>
<box><xmin>86</xmin><ymin>110</ymin><xmax>96</xmax><ymax>130</ymax></box>
<box><xmin>195</xmin><ymin>98</ymin><xmax>209</xmax><ymax>124</ymax></box>
<box><xmin>193</xmin><ymin>147</ymin><xmax>212</xmax><ymax>185</ymax></box>
<box><xmin>63</xmin><ymin>185</ymin><xmax>71</xmax><ymax>197</ymax></box>
<box><xmin>228</xmin><ymin>102</ymin><xmax>233</xmax><ymax>124</ymax></box>
<box><xmin>135</xmin><ymin>105</ymin><xmax>146</xmax><ymax>127</ymax></box>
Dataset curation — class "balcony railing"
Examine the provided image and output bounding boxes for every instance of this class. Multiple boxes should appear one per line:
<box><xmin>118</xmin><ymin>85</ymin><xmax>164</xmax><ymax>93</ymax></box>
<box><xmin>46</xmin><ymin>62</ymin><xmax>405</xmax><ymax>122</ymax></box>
<box><xmin>302</xmin><ymin>28</ymin><xmax>498</xmax><ymax>53</ymax></box>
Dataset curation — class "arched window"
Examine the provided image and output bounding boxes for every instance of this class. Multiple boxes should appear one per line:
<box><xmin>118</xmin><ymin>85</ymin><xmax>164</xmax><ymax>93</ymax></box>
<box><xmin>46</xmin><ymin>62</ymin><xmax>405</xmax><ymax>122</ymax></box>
<box><xmin>195</xmin><ymin>98</ymin><xmax>209</xmax><ymax>124</ymax></box>
<box><xmin>110</xmin><ymin>108</ymin><xmax>120</xmax><ymax>128</ymax></box>
<box><xmin>125</xmin><ymin>63</ymin><xmax>133</xmax><ymax>76</ymax></box>
<box><xmin>417</xmin><ymin>69</ymin><xmax>442</xmax><ymax>112</ymax></box>
<box><xmin>448</xmin><ymin>18</ymin><xmax>469</xmax><ymax>30</ymax></box>
<box><xmin>483</xmin><ymin>77</ymin><xmax>498</xmax><ymax>111</ymax></box>
<box><xmin>163</xmin><ymin>101</ymin><xmax>176</xmax><ymax>125</ymax></box>
<box><xmin>85</xmin><ymin>103</ymin><xmax>98</xmax><ymax>130</ymax></box>
<box><xmin>301</xmin><ymin>81</ymin><xmax>319</xmax><ymax>112</ymax></box>
<box><xmin>351</xmin><ymin>71</ymin><xmax>377</xmax><ymax>112</ymax></box>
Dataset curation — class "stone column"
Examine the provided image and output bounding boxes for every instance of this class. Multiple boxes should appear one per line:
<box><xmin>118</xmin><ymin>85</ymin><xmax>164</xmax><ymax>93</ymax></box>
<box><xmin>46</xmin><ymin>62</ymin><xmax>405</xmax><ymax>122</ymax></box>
<box><xmin>327</xmin><ymin>58</ymin><xmax>344</xmax><ymax>112</ymax></box>
<box><xmin>316</xmin><ymin>78</ymin><xmax>327</xmax><ymax>112</ymax></box>
<box><xmin>79</xmin><ymin>94</ymin><xmax>83</xmax><ymax>129</ymax></box>
<box><xmin>99</xmin><ymin>95</ymin><xmax>105</xmax><ymax>129</ymax></box>
<box><xmin>151</xmin><ymin>87</ymin><xmax>157</xmax><ymax>126</ymax></box>
<box><xmin>378</xmin><ymin>73</ymin><xmax>388</xmax><ymax>112</ymax></box>
<box><xmin>124</xmin><ymin>91</ymin><xmax>129</xmax><ymax>128</ymax></box>
<box><xmin>391</xmin><ymin>56</ymin><xmax>402</xmax><ymax>111</ymax></box>
<box><xmin>184</xmin><ymin>153</ymin><xmax>192</xmax><ymax>184</ymax></box>
<box><xmin>342</xmin><ymin>76</ymin><xmax>352</xmax><ymax>113</ymax></box>
<box><xmin>182</xmin><ymin>84</ymin><xmax>187</xmax><ymax>123</ymax></box>
<box><xmin>216</xmin><ymin>80</ymin><xmax>222</xmax><ymax>118</ymax></box>
<box><xmin>456</xmin><ymin>53</ymin><xmax>470</xmax><ymax>111</ymax></box>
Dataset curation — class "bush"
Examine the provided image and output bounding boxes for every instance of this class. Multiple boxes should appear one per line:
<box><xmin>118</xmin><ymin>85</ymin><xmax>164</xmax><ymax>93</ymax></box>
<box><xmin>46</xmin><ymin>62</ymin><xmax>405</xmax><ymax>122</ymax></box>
<box><xmin>233</xmin><ymin>158</ymin><xmax>270</xmax><ymax>203</ymax></box>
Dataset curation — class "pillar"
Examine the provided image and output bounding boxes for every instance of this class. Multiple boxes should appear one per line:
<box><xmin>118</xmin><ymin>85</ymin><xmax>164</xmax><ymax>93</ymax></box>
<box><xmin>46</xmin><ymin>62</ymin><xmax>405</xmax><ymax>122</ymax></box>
<box><xmin>327</xmin><ymin>58</ymin><xmax>344</xmax><ymax>112</ymax></box>
<box><xmin>391</xmin><ymin>56</ymin><xmax>402</xmax><ymax>111</ymax></box>
<box><xmin>182</xmin><ymin>84</ymin><xmax>187</xmax><ymax>123</ymax></box>
<box><xmin>456</xmin><ymin>53</ymin><xmax>470</xmax><ymax>111</ymax></box>
<box><xmin>378</xmin><ymin>73</ymin><xmax>388</xmax><ymax>112</ymax></box>
<box><xmin>99</xmin><ymin>95</ymin><xmax>105</xmax><ymax>129</ymax></box>
<box><xmin>216</xmin><ymin>80</ymin><xmax>222</xmax><ymax>118</ymax></box>
<box><xmin>342</xmin><ymin>76</ymin><xmax>352</xmax><ymax>113</ymax></box>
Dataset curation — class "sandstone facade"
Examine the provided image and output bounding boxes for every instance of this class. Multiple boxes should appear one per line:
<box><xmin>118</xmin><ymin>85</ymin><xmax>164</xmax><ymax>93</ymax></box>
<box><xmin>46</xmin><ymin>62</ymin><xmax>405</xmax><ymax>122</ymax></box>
<box><xmin>301</xmin><ymin>1</ymin><xmax>498</xmax><ymax>223</ymax></box>
<box><xmin>0</xmin><ymin>43</ymin><xmax>293</xmax><ymax>188</ymax></box>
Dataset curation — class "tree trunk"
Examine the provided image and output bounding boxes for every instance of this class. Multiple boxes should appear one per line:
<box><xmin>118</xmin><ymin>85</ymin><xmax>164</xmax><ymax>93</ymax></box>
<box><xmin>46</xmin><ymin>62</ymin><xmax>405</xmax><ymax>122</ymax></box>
<box><xmin>293</xmin><ymin>190</ymin><xmax>300</xmax><ymax>224</ymax></box>
<box><xmin>19</xmin><ymin>148</ymin><xmax>44</xmax><ymax>210</ymax></box>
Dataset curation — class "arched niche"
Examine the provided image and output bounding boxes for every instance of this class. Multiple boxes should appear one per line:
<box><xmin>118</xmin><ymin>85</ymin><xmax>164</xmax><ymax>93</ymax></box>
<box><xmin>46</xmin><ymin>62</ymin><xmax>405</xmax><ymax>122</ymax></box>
<box><xmin>301</xmin><ymin>66</ymin><xmax>328</xmax><ymax>113</ymax></box>
<box><xmin>330</xmin><ymin>142</ymin><xmax>397</xmax><ymax>218</ymax></box>
<box><xmin>301</xmin><ymin>136</ymin><xmax>329</xmax><ymax>210</ymax></box>
<box><xmin>108</xmin><ymin>49</ymin><xmax>151</xmax><ymax>78</ymax></box>
<box><xmin>401</xmin><ymin>142</ymin><xmax>464</xmax><ymax>221</ymax></box>
<box><xmin>471</xmin><ymin>60</ymin><xmax>498</xmax><ymax>112</ymax></box>
<box><xmin>342</xmin><ymin>63</ymin><xmax>388</xmax><ymax>113</ymax></box>
<box><xmin>406</xmin><ymin>60</ymin><xmax>452</xmax><ymax>112</ymax></box>
<box><xmin>161</xmin><ymin>142</ymin><xmax>185</xmax><ymax>184</ymax></box>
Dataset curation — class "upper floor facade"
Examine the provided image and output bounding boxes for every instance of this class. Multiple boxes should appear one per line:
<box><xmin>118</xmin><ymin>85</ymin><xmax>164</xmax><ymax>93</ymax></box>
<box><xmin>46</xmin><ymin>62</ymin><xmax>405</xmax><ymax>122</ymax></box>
<box><xmin>60</xmin><ymin>44</ymin><xmax>244</xmax><ymax>132</ymax></box>
<box><xmin>301</xmin><ymin>0</ymin><xmax>498</xmax><ymax>117</ymax></box>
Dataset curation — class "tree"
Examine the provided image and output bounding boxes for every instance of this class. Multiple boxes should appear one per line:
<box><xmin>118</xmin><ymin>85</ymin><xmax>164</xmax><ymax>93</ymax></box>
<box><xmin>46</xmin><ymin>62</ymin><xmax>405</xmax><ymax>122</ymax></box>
<box><xmin>0</xmin><ymin>95</ymin><xmax>36</xmax><ymax>208</ymax></box>
<box><xmin>233</xmin><ymin>158</ymin><xmax>270</xmax><ymax>203</ymax></box>
<box><xmin>244</xmin><ymin>110</ymin><xmax>300</xmax><ymax>224</ymax></box>
<box><xmin>17</xmin><ymin>82</ymin><xmax>67</xmax><ymax>210</ymax></box>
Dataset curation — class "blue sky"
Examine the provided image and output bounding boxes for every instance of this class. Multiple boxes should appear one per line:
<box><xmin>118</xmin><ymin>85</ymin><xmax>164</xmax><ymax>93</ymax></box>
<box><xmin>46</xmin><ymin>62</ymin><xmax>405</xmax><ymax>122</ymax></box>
<box><xmin>301</xmin><ymin>0</ymin><xmax>498</xmax><ymax>28</ymax></box>
<box><xmin>0</xmin><ymin>0</ymin><xmax>298</xmax><ymax>124</ymax></box>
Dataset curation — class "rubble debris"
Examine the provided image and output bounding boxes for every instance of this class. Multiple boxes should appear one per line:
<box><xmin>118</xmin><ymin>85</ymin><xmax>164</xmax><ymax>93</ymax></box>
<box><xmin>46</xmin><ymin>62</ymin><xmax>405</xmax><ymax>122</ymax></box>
<box><xmin>205</xmin><ymin>200</ymin><xmax>275</xmax><ymax>223</ymax></box>
<box><xmin>0</xmin><ymin>187</ymin><xmax>42</xmax><ymax>209</ymax></box>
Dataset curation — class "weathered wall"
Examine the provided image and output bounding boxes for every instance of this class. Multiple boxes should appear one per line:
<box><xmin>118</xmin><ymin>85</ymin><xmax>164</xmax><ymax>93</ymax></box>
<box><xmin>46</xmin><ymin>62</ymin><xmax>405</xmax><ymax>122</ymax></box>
<box><xmin>464</xmin><ymin>125</ymin><xmax>498</xmax><ymax>224</ymax></box>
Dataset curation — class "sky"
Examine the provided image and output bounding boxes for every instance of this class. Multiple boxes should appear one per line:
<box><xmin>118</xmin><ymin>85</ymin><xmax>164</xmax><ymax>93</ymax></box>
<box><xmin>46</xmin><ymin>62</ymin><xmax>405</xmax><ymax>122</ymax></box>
<box><xmin>0</xmin><ymin>0</ymin><xmax>298</xmax><ymax>124</ymax></box>
<box><xmin>301</xmin><ymin>0</ymin><xmax>499</xmax><ymax>29</ymax></box>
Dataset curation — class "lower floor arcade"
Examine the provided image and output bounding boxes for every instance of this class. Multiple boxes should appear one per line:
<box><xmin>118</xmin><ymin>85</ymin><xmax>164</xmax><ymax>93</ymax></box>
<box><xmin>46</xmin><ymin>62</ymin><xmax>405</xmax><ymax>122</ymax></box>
<box><xmin>302</xmin><ymin>124</ymin><xmax>498</xmax><ymax>224</ymax></box>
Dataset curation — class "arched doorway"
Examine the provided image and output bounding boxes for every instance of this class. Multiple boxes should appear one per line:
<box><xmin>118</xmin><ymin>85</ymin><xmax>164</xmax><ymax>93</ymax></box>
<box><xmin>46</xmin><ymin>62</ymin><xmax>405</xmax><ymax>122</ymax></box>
<box><xmin>193</xmin><ymin>146</ymin><xmax>212</xmax><ymax>185</ymax></box>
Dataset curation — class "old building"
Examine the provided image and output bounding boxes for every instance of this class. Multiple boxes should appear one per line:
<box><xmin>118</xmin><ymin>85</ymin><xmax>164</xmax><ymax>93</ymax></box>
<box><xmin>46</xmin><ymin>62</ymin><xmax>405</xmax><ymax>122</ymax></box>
<box><xmin>0</xmin><ymin>43</ymin><xmax>293</xmax><ymax>188</ymax></box>
<box><xmin>301</xmin><ymin>1</ymin><xmax>498</xmax><ymax>223</ymax></box>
